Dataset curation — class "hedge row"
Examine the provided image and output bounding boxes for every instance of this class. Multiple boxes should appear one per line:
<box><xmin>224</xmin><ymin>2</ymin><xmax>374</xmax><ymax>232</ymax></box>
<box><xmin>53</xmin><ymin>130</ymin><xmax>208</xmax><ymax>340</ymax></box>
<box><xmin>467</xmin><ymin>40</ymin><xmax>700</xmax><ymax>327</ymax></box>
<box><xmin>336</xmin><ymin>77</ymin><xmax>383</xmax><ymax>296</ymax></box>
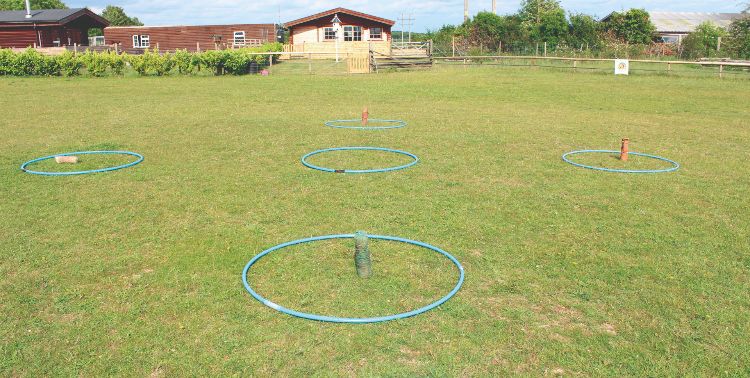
<box><xmin>0</xmin><ymin>42</ymin><xmax>283</xmax><ymax>77</ymax></box>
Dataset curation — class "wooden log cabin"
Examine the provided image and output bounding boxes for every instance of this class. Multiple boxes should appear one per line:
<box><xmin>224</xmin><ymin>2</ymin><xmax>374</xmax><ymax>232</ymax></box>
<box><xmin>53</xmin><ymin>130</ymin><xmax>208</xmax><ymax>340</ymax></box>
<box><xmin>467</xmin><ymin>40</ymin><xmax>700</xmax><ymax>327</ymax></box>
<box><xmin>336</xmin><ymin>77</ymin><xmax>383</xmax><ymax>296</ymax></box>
<box><xmin>104</xmin><ymin>24</ymin><xmax>277</xmax><ymax>53</ymax></box>
<box><xmin>283</xmin><ymin>8</ymin><xmax>394</xmax><ymax>58</ymax></box>
<box><xmin>0</xmin><ymin>8</ymin><xmax>108</xmax><ymax>48</ymax></box>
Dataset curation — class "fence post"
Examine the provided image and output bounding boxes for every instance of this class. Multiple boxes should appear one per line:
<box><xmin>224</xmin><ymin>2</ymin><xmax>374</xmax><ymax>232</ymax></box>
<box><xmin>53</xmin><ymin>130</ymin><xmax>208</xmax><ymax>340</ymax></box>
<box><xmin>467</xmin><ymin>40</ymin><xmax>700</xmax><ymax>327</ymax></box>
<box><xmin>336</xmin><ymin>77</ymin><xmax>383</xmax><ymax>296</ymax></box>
<box><xmin>717</xmin><ymin>36</ymin><xmax>722</xmax><ymax>52</ymax></box>
<box><xmin>667</xmin><ymin>62</ymin><xmax>671</xmax><ymax>73</ymax></box>
<box><xmin>573</xmin><ymin>60</ymin><xmax>577</xmax><ymax>72</ymax></box>
<box><xmin>719</xmin><ymin>64</ymin><xmax>724</xmax><ymax>78</ymax></box>
<box><xmin>536</xmin><ymin>43</ymin><xmax>539</xmax><ymax>56</ymax></box>
<box><xmin>452</xmin><ymin>36</ymin><xmax>455</xmax><ymax>57</ymax></box>
<box><xmin>544</xmin><ymin>42</ymin><xmax>547</xmax><ymax>57</ymax></box>
<box><xmin>269</xmin><ymin>53</ymin><xmax>273</xmax><ymax>68</ymax></box>
<box><xmin>499</xmin><ymin>41</ymin><xmax>502</xmax><ymax>53</ymax></box>
<box><xmin>73</xmin><ymin>43</ymin><xmax>77</xmax><ymax>54</ymax></box>
<box><xmin>196</xmin><ymin>42</ymin><xmax>200</xmax><ymax>52</ymax></box>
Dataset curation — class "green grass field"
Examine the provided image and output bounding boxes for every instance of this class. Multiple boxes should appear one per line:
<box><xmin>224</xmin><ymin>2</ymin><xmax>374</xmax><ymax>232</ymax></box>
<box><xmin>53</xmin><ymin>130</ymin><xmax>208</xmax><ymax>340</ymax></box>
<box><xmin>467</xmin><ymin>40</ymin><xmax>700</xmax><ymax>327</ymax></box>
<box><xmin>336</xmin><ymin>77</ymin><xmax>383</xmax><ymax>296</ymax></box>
<box><xmin>1</xmin><ymin>67</ymin><xmax>749</xmax><ymax>376</ymax></box>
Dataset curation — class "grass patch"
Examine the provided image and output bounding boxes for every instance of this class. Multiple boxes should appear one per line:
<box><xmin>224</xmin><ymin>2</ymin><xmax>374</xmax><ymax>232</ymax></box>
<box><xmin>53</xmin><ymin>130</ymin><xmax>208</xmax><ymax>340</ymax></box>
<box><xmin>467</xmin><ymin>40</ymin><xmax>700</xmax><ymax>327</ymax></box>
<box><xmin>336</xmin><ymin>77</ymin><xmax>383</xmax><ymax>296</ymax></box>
<box><xmin>1</xmin><ymin>67</ymin><xmax>749</xmax><ymax>376</ymax></box>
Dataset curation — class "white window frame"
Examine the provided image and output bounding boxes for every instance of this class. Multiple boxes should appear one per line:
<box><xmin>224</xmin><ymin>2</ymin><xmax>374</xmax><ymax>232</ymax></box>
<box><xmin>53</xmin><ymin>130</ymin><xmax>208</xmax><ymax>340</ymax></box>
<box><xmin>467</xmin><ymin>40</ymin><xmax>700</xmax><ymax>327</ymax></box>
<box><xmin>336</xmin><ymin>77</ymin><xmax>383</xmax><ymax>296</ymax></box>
<box><xmin>323</xmin><ymin>27</ymin><xmax>336</xmax><ymax>41</ymax></box>
<box><xmin>369</xmin><ymin>27</ymin><xmax>383</xmax><ymax>40</ymax></box>
<box><xmin>343</xmin><ymin>26</ymin><xmax>362</xmax><ymax>42</ymax></box>
<box><xmin>132</xmin><ymin>34</ymin><xmax>150</xmax><ymax>48</ymax></box>
<box><xmin>233</xmin><ymin>31</ymin><xmax>246</xmax><ymax>46</ymax></box>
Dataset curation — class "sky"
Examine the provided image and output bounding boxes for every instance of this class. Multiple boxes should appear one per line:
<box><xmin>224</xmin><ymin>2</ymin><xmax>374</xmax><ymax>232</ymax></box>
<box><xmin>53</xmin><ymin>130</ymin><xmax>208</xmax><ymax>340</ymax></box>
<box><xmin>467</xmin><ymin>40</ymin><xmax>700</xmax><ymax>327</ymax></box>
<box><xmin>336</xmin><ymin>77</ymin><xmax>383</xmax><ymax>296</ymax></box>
<box><xmin>73</xmin><ymin>1</ymin><xmax>746</xmax><ymax>32</ymax></box>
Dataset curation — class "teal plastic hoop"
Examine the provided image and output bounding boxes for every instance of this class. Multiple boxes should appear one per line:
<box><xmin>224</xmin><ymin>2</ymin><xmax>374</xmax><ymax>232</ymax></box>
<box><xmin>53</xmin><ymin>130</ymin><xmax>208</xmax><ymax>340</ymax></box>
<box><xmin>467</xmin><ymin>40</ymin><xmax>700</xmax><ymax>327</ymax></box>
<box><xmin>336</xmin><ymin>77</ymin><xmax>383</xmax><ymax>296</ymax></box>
<box><xmin>242</xmin><ymin>234</ymin><xmax>464</xmax><ymax>324</ymax></box>
<box><xmin>301</xmin><ymin>146</ymin><xmax>418</xmax><ymax>173</ymax></box>
<box><xmin>21</xmin><ymin>151</ymin><xmax>144</xmax><ymax>176</ymax></box>
<box><xmin>562</xmin><ymin>150</ymin><xmax>679</xmax><ymax>173</ymax></box>
<box><xmin>324</xmin><ymin>119</ymin><xmax>406</xmax><ymax>130</ymax></box>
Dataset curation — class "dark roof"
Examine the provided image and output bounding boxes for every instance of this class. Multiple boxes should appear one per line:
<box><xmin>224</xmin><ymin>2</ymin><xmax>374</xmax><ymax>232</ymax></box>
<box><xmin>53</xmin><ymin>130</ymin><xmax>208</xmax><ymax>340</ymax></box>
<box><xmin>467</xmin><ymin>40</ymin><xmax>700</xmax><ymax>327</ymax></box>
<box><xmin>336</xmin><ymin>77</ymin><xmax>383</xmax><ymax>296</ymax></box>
<box><xmin>0</xmin><ymin>8</ymin><xmax>109</xmax><ymax>26</ymax></box>
<box><xmin>284</xmin><ymin>8</ymin><xmax>395</xmax><ymax>28</ymax></box>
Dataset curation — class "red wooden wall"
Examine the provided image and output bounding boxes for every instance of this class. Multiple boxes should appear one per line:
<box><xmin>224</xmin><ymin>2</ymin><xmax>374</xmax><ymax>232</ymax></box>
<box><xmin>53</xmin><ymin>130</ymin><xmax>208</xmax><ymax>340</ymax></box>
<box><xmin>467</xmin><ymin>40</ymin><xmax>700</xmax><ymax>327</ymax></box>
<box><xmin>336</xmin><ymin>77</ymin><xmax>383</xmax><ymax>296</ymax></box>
<box><xmin>0</xmin><ymin>28</ymin><xmax>38</xmax><ymax>48</ymax></box>
<box><xmin>0</xmin><ymin>26</ymin><xmax>89</xmax><ymax>48</ymax></box>
<box><xmin>104</xmin><ymin>24</ymin><xmax>276</xmax><ymax>52</ymax></box>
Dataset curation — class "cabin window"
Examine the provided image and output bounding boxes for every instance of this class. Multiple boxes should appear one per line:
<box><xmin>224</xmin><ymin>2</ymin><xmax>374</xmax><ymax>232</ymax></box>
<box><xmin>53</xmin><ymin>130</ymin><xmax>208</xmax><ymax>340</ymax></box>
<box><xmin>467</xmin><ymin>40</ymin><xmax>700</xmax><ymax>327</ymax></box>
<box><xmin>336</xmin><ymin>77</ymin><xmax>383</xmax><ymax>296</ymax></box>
<box><xmin>132</xmin><ymin>35</ymin><xmax>150</xmax><ymax>48</ymax></box>
<box><xmin>370</xmin><ymin>27</ymin><xmax>383</xmax><ymax>40</ymax></box>
<box><xmin>323</xmin><ymin>27</ymin><xmax>336</xmax><ymax>40</ymax></box>
<box><xmin>233</xmin><ymin>31</ymin><xmax>246</xmax><ymax>46</ymax></box>
<box><xmin>343</xmin><ymin>26</ymin><xmax>362</xmax><ymax>41</ymax></box>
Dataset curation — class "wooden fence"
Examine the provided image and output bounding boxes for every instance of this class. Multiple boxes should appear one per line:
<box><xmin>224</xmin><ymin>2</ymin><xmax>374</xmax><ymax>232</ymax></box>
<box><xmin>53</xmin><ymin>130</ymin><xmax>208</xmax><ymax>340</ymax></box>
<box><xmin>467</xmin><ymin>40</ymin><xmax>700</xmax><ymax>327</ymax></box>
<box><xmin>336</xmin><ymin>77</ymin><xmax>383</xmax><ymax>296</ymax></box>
<box><xmin>347</xmin><ymin>55</ymin><xmax>370</xmax><ymax>74</ymax></box>
<box><xmin>281</xmin><ymin>41</ymin><xmax>390</xmax><ymax>60</ymax></box>
<box><xmin>433</xmin><ymin>55</ymin><xmax>750</xmax><ymax>78</ymax></box>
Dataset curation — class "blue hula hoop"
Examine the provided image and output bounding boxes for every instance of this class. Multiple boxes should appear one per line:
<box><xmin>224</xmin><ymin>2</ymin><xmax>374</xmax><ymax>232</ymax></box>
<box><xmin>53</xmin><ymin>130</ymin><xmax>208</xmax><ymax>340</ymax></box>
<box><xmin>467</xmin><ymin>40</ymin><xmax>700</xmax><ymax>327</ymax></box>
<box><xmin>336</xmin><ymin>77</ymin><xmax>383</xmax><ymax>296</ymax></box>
<box><xmin>21</xmin><ymin>151</ymin><xmax>144</xmax><ymax>176</ymax></box>
<box><xmin>324</xmin><ymin>119</ymin><xmax>407</xmax><ymax>130</ymax></box>
<box><xmin>301</xmin><ymin>147</ymin><xmax>419</xmax><ymax>174</ymax></box>
<box><xmin>562</xmin><ymin>150</ymin><xmax>679</xmax><ymax>173</ymax></box>
<box><xmin>242</xmin><ymin>234</ymin><xmax>464</xmax><ymax>324</ymax></box>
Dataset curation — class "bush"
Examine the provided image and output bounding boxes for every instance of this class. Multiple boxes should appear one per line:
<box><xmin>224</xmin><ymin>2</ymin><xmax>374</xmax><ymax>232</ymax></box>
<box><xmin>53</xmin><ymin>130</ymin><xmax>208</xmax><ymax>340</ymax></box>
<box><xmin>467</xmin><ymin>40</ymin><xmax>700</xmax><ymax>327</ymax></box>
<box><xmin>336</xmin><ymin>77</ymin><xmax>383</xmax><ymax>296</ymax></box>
<box><xmin>56</xmin><ymin>51</ymin><xmax>83</xmax><ymax>76</ymax></box>
<box><xmin>173</xmin><ymin>49</ymin><xmax>198</xmax><ymax>74</ymax></box>
<box><xmin>126</xmin><ymin>49</ymin><xmax>173</xmax><ymax>76</ymax></box>
<box><xmin>200</xmin><ymin>50</ymin><xmax>229</xmax><ymax>75</ymax></box>
<box><xmin>0</xmin><ymin>43</ymin><xmax>283</xmax><ymax>77</ymax></box>
<box><xmin>224</xmin><ymin>50</ymin><xmax>253</xmax><ymax>74</ymax></box>
<box><xmin>152</xmin><ymin>51</ymin><xmax>174</xmax><ymax>76</ymax></box>
<box><xmin>80</xmin><ymin>51</ymin><xmax>110</xmax><ymax>77</ymax></box>
<box><xmin>727</xmin><ymin>16</ymin><xmax>750</xmax><ymax>59</ymax></box>
<box><xmin>0</xmin><ymin>49</ymin><xmax>14</xmax><ymax>75</ymax></box>
<box><xmin>107</xmin><ymin>51</ymin><xmax>126</xmax><ymax>75</ymax></box>
<box><xmin>5</xmin><ymin>48</ymin><xmax>60</xmax><ymax>76</ymax></box>
<box><xmin>604</xmin><ymin>9</ymin><xmax>656</xmax><ymax>44</ymax></box>
<box><xmin>681</xmin><ymin>22</ymin><xmax>727</xmax><ymax>59</ymax></box>
<box><xmin>126</xmin><ymin>52</ymin><xmax>149</xmax><ymax>76</ymax></box>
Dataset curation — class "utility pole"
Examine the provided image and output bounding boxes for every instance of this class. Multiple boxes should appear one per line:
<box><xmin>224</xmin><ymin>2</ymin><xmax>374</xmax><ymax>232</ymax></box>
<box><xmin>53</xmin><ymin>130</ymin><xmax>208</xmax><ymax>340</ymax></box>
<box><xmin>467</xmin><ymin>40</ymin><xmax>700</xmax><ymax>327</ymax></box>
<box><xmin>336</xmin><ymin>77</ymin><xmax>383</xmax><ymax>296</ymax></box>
<box><xmin>408</xmin><ymin>13</ymin><xmax>414</xmax><ymax>42</ymax></box>
<box><xmin>464</xmin><ymin>0</ymin><xmax>469</xmax><ymax>22</ymax></box>
<box><xmin>398</xmin><ymin>13</ymin><xmax>415</xmax><ymax>43</ymax></box>
<box><xmin>492</xmin><ymin>0</ymin><xmax>496</xmax><ymax>14</ymax></box>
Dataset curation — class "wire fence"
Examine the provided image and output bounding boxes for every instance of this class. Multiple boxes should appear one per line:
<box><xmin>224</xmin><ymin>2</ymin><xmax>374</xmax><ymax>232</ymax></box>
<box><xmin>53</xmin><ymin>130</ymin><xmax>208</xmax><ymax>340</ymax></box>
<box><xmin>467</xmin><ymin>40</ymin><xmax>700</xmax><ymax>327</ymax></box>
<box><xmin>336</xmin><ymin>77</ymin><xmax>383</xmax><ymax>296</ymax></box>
<box><xmin>431</xmin><ymin>38</ymin><xmax>742</xmax><ymax>61</ymax></box>
<box><xmin>250</xmin><ymin>51</ymin><xmax>750</xmax><ymax>79</ymax></box>
<box><xmin>430</xmin><ymin>56</ymin><xmax>750</xmax><ymax>79</ymax></box>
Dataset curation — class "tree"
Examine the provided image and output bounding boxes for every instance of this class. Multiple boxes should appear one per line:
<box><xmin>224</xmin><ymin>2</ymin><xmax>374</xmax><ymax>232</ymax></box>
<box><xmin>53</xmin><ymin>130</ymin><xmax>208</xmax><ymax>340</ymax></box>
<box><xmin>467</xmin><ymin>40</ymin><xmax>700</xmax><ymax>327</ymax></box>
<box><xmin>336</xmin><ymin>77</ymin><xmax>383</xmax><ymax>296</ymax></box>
<box><xmin>101</xmin><ymin>5</ymin><xmax>142</xmax><ymax>26</ymax></box>
<box><xmin>727</xmin><ymin>15</ymin><xmax>750</xmax><ymax>59</ymax></box>
<box><xmin>536</xmin><ymin>8</ymin><xmax>567</xmax><ymax>45</ymax></box>
<box><xmin>567</xmin><ymin>13</ymin><xmax>601</xmax><ymax>48</ymax></box>
<box><xmin>518</xmin><ymin>0</ymin><xmax>568</xmax><ymax>45</ymax></box>
<box><xmin>0</xmin><ymin>0</ymin><xmax>66</xmax><ymax>10</ymax></box>
<box><xmin>604</xmin><ymin>9</ymin><xmax>656</xmax><ymax>44</ymax></box>
<box><xmin>89</xmin><ymin>5</ymin><xmax>143</xmax><ymax>37</ymax></box>
<box><xmin>519</xmin><ymin>0</ymin><xmax>562</xmax><ymax>25</ymax></box>
<box><xmin>681</xmin><ymin>21</ymin><xmax>727</xmax><ymax>59</ymax></box>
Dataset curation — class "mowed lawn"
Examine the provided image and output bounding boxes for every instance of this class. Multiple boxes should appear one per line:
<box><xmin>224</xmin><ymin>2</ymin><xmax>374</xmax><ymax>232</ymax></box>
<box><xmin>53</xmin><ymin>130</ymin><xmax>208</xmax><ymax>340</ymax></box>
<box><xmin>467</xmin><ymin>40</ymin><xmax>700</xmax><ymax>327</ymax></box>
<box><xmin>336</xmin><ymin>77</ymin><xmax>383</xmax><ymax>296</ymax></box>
<box><xmin>1</xmin><ymin>67</ymin><xmax>749</xmax><ymax>376</ymax></box>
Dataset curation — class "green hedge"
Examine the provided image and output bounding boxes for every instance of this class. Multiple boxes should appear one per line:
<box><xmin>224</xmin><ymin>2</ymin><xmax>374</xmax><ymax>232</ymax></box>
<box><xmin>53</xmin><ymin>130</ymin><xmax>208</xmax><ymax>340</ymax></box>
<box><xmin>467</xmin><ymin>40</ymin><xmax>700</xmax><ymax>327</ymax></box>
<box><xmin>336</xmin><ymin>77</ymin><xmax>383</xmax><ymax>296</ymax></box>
<box><xmin>0</xmin><ymin>42</ymin><xmax>283</xmax><ymax>77</ymax></box>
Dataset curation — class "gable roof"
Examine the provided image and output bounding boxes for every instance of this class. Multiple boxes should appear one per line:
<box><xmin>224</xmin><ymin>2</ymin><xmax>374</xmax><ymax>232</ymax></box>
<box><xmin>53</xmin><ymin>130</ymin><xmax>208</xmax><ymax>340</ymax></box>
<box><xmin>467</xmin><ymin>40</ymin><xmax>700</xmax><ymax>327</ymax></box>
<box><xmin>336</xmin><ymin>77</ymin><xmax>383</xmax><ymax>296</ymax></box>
<box><xmin>649</xmin><ymin>12</ymin><xmax>742</xmax><ymax>33</ymax></box>
<box><xmin>284</xmin><ymin>7</ymin><xmax>395</xmax><ymax>28</ymax></box>
<box><xmin>0</xmin><ymin>8</ymin><xmax>109</xmax><ymax>27</ymax></box>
